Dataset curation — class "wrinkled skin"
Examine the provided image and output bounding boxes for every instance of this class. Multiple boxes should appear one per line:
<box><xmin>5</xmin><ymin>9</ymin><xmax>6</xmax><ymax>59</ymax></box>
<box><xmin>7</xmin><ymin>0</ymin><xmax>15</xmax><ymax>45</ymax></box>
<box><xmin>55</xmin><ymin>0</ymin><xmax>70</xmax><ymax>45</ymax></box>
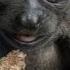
<box><xmin>0</xmin><ymin>0</ymin><xmax>70</xmax><ymax>70</ymax></box>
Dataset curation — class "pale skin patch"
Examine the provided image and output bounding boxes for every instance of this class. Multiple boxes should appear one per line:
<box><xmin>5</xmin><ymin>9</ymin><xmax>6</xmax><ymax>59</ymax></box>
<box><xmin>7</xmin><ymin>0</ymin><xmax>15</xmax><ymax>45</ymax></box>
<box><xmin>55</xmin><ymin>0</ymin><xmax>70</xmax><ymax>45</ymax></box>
<box><xmin>0</xmin><ymin>50</ymin><xmax>27</xmax><ymax>70</ymax></box>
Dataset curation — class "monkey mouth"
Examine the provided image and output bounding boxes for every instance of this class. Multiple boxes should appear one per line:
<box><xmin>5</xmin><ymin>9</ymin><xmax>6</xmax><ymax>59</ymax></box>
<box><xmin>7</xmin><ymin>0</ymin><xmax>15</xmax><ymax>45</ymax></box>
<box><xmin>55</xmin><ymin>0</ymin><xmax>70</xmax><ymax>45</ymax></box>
<box><xmin>14</xmin><ymin>32</ymin><xmax>41</xmax><ymax>44</ymax></box>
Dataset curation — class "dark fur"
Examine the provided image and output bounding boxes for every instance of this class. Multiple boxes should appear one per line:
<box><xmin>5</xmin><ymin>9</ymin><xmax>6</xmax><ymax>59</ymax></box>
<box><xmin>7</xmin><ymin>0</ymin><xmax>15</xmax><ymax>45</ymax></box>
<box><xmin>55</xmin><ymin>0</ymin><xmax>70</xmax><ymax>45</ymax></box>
<box><xmin>0</xmin><ymin>0</ymin><xmax>70</xmax><ymax>70</ymax></box>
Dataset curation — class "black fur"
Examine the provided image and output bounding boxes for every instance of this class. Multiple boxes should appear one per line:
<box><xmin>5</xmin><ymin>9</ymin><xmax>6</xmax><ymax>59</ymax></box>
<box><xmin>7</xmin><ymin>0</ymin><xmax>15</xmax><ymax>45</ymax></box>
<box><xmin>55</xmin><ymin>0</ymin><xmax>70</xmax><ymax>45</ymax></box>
<box><xmin>0</xmin><ymin>0</ymin><xmax>70</xmax><ymax>70</ymax></box>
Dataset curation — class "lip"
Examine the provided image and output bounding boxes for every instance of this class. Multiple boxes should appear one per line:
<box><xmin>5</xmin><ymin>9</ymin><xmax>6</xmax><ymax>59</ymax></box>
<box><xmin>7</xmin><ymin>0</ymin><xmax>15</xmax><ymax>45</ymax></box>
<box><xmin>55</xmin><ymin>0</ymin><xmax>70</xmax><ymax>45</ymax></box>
<box><xmin>16</xmin><ymin>35</ymin><xmax>36</xmax><ymax>43</ymax></box>
<box><xmin>14</xmin><ymin>32</ymin><xmax>41</xmax><ymax>44</ymax></box>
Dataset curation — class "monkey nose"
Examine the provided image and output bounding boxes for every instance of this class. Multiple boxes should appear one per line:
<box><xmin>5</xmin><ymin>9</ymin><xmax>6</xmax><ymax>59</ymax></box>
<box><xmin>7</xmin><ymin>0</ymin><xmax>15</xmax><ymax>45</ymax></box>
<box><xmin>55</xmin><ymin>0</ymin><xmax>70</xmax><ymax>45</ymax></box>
<box><xmin>21</xmin><ymin>14</ymin><xmax>40</xmax><ymax>29</ymax></box>
<box><xmin>22</xmin><ymin>14</ymin><xmax>38</xmax><ymax>24</ymax></box>
<box><xmin>15</xmin><ymin>13</ymin><xmax>40</xmax><ymax>31</ymax></box>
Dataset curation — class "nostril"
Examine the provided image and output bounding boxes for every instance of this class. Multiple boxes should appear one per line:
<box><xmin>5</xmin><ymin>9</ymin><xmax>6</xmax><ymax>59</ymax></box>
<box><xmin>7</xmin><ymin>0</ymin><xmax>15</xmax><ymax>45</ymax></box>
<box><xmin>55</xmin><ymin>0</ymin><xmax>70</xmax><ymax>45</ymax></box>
<box><xmin>15</xmin><ymin>14</ymin><xmax>21</xmax><ymax>24</ymax></box>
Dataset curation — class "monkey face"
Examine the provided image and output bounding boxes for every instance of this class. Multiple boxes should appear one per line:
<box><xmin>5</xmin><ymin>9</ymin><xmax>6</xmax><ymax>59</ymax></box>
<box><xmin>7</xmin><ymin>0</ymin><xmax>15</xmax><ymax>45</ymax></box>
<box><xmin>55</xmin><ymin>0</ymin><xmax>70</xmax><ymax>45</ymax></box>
<box><xmin>0</xmin><ymin>0</ymin><xmax>70</xmax><ymax>70</ymax></box>
<box><xmin>0</xmin><ymin>0</ymin><xmax>68</xmax><ymax>47</ymax></box>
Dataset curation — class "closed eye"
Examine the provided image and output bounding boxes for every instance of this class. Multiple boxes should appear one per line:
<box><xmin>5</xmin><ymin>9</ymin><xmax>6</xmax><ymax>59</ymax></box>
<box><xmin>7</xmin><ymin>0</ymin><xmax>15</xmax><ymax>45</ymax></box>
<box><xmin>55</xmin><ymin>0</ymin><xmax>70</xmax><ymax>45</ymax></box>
<box><xmin>46</xmin><ymin>0</ymin><xmax>65</xmax><ymax>3</ymax></box>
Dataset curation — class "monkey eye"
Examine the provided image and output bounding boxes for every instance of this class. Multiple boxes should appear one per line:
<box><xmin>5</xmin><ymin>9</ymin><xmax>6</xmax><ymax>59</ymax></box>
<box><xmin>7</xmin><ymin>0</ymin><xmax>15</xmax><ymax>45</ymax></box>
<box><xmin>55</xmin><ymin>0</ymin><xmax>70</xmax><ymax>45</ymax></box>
<box><xmin>47</xmin><ymin>0</ymin><xmax>64</xmax><ymax>3</ymax></box>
